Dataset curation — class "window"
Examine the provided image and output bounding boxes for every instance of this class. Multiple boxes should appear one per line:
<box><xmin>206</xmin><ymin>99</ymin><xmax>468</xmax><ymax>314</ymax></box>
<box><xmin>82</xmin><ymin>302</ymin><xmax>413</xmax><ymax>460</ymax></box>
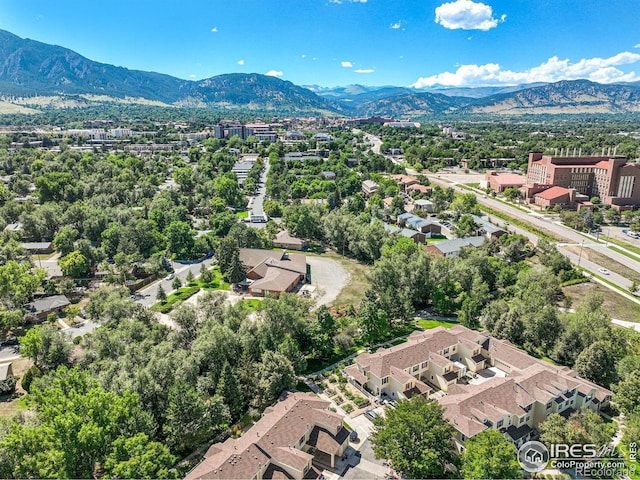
<box><xmin>299</xmin><ymin>435</ymin><xmax>305</xmax><ymax>446</ymax></box>
<box><xmin>412</xmin><ymin>365</ymin><xmax>419</xmax><ymax>372</ymax></box>
<box><xmin>444</xmin><ymin>348</ymin><xmax>449</xmax><ymax>354</ymax></box>
<box><xmin>546</xmin><ymin>401</ymin><xmax>552</xmax><ymax>409</ymax></box>
<box><xmin>497</xmin><ymin>420</ymin><xmax>503</xmax><ymax>428</ymax></box>
<box><xmin>381</xmin><ymin>377</ymin><xmax>388</xmax><ymax>385</ymax></box>
<box><xmin>421</xmin><ymin>361</ymin><xmax>428</xmax><ymax>368</ymax></box>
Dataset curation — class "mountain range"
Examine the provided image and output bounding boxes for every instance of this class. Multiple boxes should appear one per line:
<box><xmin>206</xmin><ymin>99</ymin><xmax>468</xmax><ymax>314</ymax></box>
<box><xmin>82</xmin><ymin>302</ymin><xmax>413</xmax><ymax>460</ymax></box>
<box><xmin>1</xmin><ymin>28</ymin><xmax>640</xmax><ymax>117</ymax></box>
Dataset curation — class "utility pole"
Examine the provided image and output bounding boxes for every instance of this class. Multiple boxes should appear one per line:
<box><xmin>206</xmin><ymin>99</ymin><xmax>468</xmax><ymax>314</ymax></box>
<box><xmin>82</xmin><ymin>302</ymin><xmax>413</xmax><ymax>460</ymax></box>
<box><xmin>577</xmin><ymin>239</ymin><xmax>585</xmax><ymax>268</ymax></box>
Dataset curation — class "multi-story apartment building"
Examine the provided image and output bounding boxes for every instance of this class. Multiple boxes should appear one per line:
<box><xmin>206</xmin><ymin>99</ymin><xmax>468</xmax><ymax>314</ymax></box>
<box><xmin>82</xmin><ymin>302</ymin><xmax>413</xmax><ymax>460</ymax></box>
<box><xmin>345</xmin><ymin>325</ymin><xmax>611</xmax><ymax>449</ymax></box>
<box><xmin>525</xmin><ymin>153</ymin><xmax>640</xmax><ymax>209</ymax></box>
<box><xmin>186</xmin><ymin>392</ymin><xmax>350</xmax><ymax>480</ymax></box>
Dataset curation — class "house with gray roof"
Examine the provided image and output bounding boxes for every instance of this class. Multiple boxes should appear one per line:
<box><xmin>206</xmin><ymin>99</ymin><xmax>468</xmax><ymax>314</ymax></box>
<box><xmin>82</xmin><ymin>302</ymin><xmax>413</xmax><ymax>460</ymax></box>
<box><xmin>425</xmin><ymin>237</ymin><xmax>485</xmax><ymax>258</ymax></box>
<box><xmin>24</xmin><ymin>295</ymin><xmax>70</xmax><ymax>321</ymax></box>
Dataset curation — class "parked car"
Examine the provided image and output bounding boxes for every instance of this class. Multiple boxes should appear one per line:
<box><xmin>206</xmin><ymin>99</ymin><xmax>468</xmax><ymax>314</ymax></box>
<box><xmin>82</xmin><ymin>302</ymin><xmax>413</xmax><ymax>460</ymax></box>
<box><xmin>598</xmin><ymin>268</ymin><xmax>610</xmax><ymax>275</ymax></box>
<box><xmin>165</xmin><ymin>273</ymin><xmax>175</xmax><ymax>280</ymax></box>
<box><xmin>364</xmin><ymin>410</ymin><xmax>378</xmax><ymax>421</ymax></box>
<box><xmin>349</xmin><ymin>430</ymin><xmax>358</xmax><ymax>442</ymax></box>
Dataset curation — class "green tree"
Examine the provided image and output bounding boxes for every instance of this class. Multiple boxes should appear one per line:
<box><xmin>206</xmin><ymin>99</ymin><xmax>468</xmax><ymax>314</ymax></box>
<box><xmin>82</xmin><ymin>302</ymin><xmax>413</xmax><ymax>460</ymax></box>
<box><xmin>0</xmin><ymin>367</ymin><xmax>155</xmax><ymax>479</ymax></box>
<box><xmin>216</xmin><ymin>361</ymin><xmax>245</xmax><ymax>421</ymax></box>
<box><xmin>574</xmin><ymin>341</ymin><xmax>617</xmax><ymax>387</ymax></box>
<box><xmin>163</xmin><ymin>380</ymin><xmax>230</xmax><ymax>453</ymax></box>
<box><xmin>225</xmin><ymin>253</ymin><xmax>247</xmax><ymax>284</ymax></box>
<box><xmin>156</xmin><ymin>284</ymin><xmax>167</xmax><ymax>302</ymax></box>
<box><xmin>613</xmin><ymin>376</ymin><xmax>640</xmax><ymax>415</ymax></box>
<box><xmin>58</xmin><ymin>250</ymin><xmax>90</xmax><ymax>277</ymax></box>
<box><xmin>256</xmin><ymin>351</ymin><xmax>296</xmax><ymax>408</ymax></box>
<box><xmin>370</xmin><ymin>396</ymin><xmax>459</xmax><ymax>479</ymax></box>
<box><xmin>53</xmin><ymin>226</ymin><xmax>79</xmax><ymax>256</ymax></box>
<box><xmin>165</xmin><ymin>221</ymin><xmax>196</xmax><ymax>259</ymax></box>
<box><xmin>461</xmin><ymin>429</ymin><xmax>521</xmax><ymax>479</ymax></box>
<box><xmin>19</xmin><ymin>325</ymin><xmax>70</xmax><ymax>371</ymax></box>
<box><xmin>103</xmin><ymin>433</ymin><xmax>177</xmax><ymax>479</ymax></box>
<box><xmin>171</xmin><ymin>276</ymin><xmax>182</xmax><ymax>290</ymax></box>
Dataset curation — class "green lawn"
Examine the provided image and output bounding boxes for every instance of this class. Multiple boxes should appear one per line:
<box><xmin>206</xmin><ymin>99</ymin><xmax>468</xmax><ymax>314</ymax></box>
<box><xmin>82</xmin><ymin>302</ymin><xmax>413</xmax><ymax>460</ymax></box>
<box><xmin>417</xmin><ymin>318</ymin><xmax>457</xmax><ymax>329</ymax></box>
<box><xmin>238</xmin><ymin>299</ymin><xmax>262</xmax><ymax>311</ymax></box>
<box><xmin>235</xmin><ymin>210</ymin><xmax>249</xmax><ymax>219</ymax></box>
<box><xmin>152</xmin><ymin>285</ymin><xmax>200</xmax><ymax>313</ymax></box>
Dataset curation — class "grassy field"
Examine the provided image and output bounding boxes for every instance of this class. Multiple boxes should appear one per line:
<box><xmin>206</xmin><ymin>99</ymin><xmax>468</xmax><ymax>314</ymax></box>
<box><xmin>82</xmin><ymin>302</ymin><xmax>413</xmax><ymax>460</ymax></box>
<box><xmin>563</xmin><ymin>282</ymin><xmax>640</xmax><ymax>323</ymax></box>
<box><xmin>565</xmin><ymin>246</ymin><xmax>640</xmax><ymax>284</ymax></box>
<box><xmin>417</xmin><ymin>318</ymin><xmax>457</xmax><ymax>329</ymax></box>
<box><xmin>608</xmin><ymin>236</ymin><xmax>640</xmax><ymax>256</ymax></box>
<box><xmin>235</xmin><ymin>210</ymin><xmax>249</xmax><ymax>219</ymax></box>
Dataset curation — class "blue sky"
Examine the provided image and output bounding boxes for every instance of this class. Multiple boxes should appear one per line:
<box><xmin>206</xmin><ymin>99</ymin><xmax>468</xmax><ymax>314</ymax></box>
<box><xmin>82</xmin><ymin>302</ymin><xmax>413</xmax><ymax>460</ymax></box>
<box><xmin>1</xmin><ymin>0</ymin><xmax>639</xmax><ymax>88</ymax></box>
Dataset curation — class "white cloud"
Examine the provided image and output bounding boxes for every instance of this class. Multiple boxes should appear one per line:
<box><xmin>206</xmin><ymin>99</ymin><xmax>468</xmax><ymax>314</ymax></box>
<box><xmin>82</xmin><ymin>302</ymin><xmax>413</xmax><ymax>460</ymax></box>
<box><xmin>355</xmin><ymin>68</ymin><xmax>375</xmax><ymax>74</ymax></box>
<box><xmin>329</xmin><ymin>0</ymin><xmax>367</xmax><ymax>4</ymax></box>
<box><xmin>237</xmin><ymin>60</ymin><xmax>245</xmax><ymax>65</ymax></box>
<box><xmin>189</xmin><ymin>74</ymin><xmax>196</xmax><ymax>78</ymax></box>
<box><xmin>411</xmin><ymin>51</ymin><xmax>640</xmax><ymax>88</ymax></box>
<box><xmin>391</xmin><ymin>21</ymin><xmax>402</xmax><ymax>29</ymax></box>
<box><xmin>211</xmin><ymin>27</ymin><xmax>218</xmax><ymax>32</ymax></box>
<box><xmin>635</xmin><ymin>43</ymin><xmax>640</xmax><ymax>48</ymax></box>
<box><xmin>341</xmin><ymin>61</ymin><xmax>353</xmax><ymax>68</ymax></box>
<box><xmin>435</xmin><ymin>0</ymin><xmax>503</xmax><ymax>31</ymax></box>
<box><xmin>265</xmin><ymin>70</ymin><xmax>283</xmax><ymax>77</ymax></box>
<box><xmin>301</xmin><ymin>54</ymin><xmax>307</xmax><ymax>59</ymax></box>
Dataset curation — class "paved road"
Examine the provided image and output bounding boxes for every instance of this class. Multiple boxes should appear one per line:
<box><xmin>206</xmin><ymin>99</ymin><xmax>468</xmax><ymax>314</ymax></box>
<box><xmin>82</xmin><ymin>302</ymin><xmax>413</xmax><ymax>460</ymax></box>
<box><xmin>135</xmin><ymin>257</ymin><xmax>217</xmax><ymax>307</ymax></box>
<box><xmin>248</xmin><ymin>157</ymin><xmax>270</xmax><ymax>229</ymax></box>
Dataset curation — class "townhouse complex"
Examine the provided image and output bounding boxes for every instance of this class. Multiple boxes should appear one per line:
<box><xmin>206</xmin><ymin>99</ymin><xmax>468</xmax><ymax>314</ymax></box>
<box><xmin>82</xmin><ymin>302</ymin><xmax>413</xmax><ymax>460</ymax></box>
<box><xmin>345</xmin><ymin>325</ymin><xmax>611</xmax><ymax>449</ymax></box>
<box><xmin>186</xmin><ymin>393</ymin><xmax>350</xmax><ymax>480</ymax></box>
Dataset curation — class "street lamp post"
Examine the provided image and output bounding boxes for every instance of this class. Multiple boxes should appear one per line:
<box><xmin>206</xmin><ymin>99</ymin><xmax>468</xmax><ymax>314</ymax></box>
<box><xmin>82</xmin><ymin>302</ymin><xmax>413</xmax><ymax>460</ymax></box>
<box><xmin>577</xmin><ymin>239</ymin><xmax>585</xmax><ymax>268</ymax></box>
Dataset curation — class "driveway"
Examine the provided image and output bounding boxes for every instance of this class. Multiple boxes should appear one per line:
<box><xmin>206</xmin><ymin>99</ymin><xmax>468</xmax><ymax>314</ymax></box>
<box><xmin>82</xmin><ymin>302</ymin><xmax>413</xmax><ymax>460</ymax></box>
<box><xmin>306</xmin><ymin>256</ymin><xmax>349</xmax><ymax>306</ymax></box>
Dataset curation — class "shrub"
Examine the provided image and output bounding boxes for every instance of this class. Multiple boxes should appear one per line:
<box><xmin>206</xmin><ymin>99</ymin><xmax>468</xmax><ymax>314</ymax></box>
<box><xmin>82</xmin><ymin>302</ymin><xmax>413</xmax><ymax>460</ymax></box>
<box><xmin>22</xmin><ymin>365</ymin><xmax>42</xmax><ymax>393</ymax></box>
<box><xmin>343</xmin><ymin>403</ymin><xmax>354</xmax><ymax>413</ymax></box>
<box><xmin>72</xmin><ymin>336</ymin><xmax>82</xmax><ymax>345</ymax></box>
<box><xmin>0</xmin><ymin>375</ymin><xmax>17</xmax><ymax>395</ymax></box>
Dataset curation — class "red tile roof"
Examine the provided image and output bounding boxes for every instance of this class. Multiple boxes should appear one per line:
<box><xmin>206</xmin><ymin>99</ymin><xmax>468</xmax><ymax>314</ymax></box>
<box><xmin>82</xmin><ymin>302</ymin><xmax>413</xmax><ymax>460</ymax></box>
<box><xmin>534</xmin><ymin>186</ymin><xmax>572</xmax><ymax>200</ymax></box>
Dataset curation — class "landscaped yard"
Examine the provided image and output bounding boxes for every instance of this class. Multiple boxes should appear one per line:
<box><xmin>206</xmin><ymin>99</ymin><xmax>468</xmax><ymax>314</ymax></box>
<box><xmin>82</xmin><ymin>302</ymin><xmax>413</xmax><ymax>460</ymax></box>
<box><xmin>152</xmin><ymin>267</ymin><xmax>230</xmax><ymax>313</ymax></box>
<box><xmin>417</xmin><ymin>318</ymin><xmax>457</xmax><ymax>330</ymax></box>
<box><xmin>235</xmin><ymin>210</ymin><xmax>249</xmax><ymax>219</ymax></box>
<box><xmin>314</xmin><ymin>367</ymin><xmax>370</xmax><ymax>415</ymax></box>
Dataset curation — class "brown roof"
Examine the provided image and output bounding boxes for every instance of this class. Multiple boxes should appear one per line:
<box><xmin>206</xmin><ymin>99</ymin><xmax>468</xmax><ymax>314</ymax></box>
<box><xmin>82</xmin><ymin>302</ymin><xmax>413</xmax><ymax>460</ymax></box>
<box><xmin>356</xmin><ymin>327</ymin><xmax>461</xmax><ymax>378</ymax></box>
<box><xmin>307</xmin><ymin>426</ymin><xmax>350</xmax><ymax>455</ymax></box>
<box><xmin>240</xmin><ymin>249</ymin><xmax>306</xmax><ymax>275</ymax></box>
<box><xmin>186</xmin><ymin>393</ymin><xmax>346</xmax><ymax>480</ymax></box>
<box><xmin>344</xmin><ymin>364</ymin><xmax>367</xmax><ymax>384</ymax></box>
<box><xmin>250</xmin><ymin>268</ymin><xmax>302</xmax><ymax>293</ymax></box>
<box><xmin>407</xmin><ymin>184</ymin><xmax>432</xmax><ymax>194</ymax></box>
<box><xmin>274</xmin><ymin>230</ymin><xmax>305</xmax><ymax>247</ymax></box>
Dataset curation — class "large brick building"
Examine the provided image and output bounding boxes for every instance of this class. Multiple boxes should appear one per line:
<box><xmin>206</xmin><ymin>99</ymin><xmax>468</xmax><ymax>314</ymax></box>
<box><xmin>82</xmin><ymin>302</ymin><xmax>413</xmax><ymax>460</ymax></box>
<box><xmin>524</xmin><ymin>153</ymin><xmax>640</xmax><ymax>209</ymax></box>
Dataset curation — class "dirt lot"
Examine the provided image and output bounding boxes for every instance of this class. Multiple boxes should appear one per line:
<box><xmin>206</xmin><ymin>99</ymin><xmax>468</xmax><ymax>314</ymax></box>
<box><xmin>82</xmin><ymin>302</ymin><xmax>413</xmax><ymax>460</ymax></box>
<box><xmin>307</xmin><ymin>254</ymin><xmax>357</xmax><ymax>306</ymax></box>
<box><xmin>563</xmin><ymin>282</ymin><xmax>640</xmax><ymax>323</ymax></box>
